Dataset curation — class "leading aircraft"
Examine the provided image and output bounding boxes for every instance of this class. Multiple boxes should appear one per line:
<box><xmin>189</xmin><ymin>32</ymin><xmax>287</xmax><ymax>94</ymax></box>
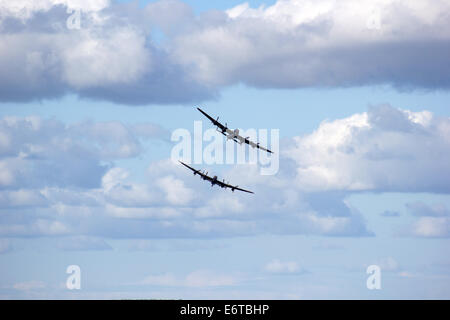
<box><xmin>197</xmin><ymin>107</ymin><xmax>274</xmax><ymax>154</ymax></box>
<box><xmin>179</xmin><ymin>161</ymin><xmax>254</xmax><ymax>194</ymax></box>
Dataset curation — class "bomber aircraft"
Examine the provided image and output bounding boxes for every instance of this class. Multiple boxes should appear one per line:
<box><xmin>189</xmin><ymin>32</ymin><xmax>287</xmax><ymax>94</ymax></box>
<box><xmin>197</xmin><ymin>107</ymin><xmax>274</xmax><ymax>154</ymax></box>
<box><xmin>179</xmin><ymin>161</ymin><xmax>254</xmax><ymax>194</ymax></box>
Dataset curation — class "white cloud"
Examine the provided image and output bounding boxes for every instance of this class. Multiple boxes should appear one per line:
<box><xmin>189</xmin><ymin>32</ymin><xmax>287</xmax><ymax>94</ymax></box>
<box><xmin>0</xmin><ymin>116</ymin><xmax>165</xmax><ymax>189</ymax></box>
<box><xmin>410</xmin><ymin>217</ymin><xmax>450</xmax><ymax>238</ymax></box>
<box><xmin>69</xmin><ymin>120</ymin><xmax>144</xmax><ymax>159</ymax></box>
<box><xmin>0</xmin><ymin>189</ymin><xmax>47</xmax><ymax>208</ymax></box>
<box><xmin>173</xmin><ymin>0</ymin><xmax>450</xmax><ymax>90</ymax></box>
<box><xmin>406</xmin><ymin>201</ymin><xmax>450</xmax><ymax>217</ymax></box>
<box><xmin>156</xmin><ymin>175</ymin><xmax>194</xmax><ymax>206</ymax></box>
<box><xmin>0</xmin><ymin>0</ymin><xmax>109</xmax><ymax>22</ymax></box>
<box><xmin>15</xmin><ymin>106</ymin><xmax>450</xmax><ymax>241</ymax></box>
<box><xmin>101</xmin><ymin>167</ymin><xmax>129</xmax><ymax>192</ymax></box>
<box><xmin>285</xmin><ymin>105</ymin><xmax>450</xmax><ymax>193</ymax></box>
<box><xmin>195</xmin><ymin>193</ymin><xmax>246</xmax><ymax>218</ymax></box>
<box><xmin>0</xmin><ymin>113</ymin><xmax>379</xmax><ymax>240</ymax></box>
<box><xmin>34</xmin><ymin>219</ymin><xmax>71</xmax><ymax>235</ymax></box>
<box><xmin>1</xmin><ymin>0</ymin><xmax>450</xmax><ymax>104</ymax></box>
<box><xmin>0</xmin><ymin>0</ymin><xmax>214</xmax><ymax>104</ymax></box>
<box><xmin>398</xmin><ymin>202</ymin><xmax>450</xmax><ymax>238</ymax></box>
<box><xmin>60</xmin><ymin>27</ymin><xmax>151</xmax><ymax>88</ymax></box>
<box><xmin>226</xmin><ymin>2</ymin><xmax>250</xmax><ymax>19</ymax></box>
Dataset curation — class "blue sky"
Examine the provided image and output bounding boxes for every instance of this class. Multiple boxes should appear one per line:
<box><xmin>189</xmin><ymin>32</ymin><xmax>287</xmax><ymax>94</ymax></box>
<box><xmin>1</xmin><ymin>0</ymin><xmax>450</xmax><ymax>299</ymax></box>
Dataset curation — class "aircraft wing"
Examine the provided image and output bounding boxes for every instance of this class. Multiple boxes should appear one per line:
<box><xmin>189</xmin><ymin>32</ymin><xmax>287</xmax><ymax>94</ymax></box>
<box><xmin>235</xmin><ymin>135</ymin><xmax>274</xmax><ymax>154</ymax></box>
<box><xmin>248</xmin><ymin>140</ymin><xmax>274</xmax><ymax>154</ymax></box>
<box><xmin>216</xmin><ymin>179</ymin><xmax>254</xmax><ymax>194</ymax></box>
<box><xmin>179</xmin><ymin>160</ymin><xmax>198</xmax><ymax>173</ymax></box>
<box><xmin>179</xmin><ymin>161</ymin><xmax>213</xmax><ymax>182</ymax></box>
<box><xmin>197</xmin><ymin>107</ymin><xmax>228</xmax><ymax>132</ymax></box>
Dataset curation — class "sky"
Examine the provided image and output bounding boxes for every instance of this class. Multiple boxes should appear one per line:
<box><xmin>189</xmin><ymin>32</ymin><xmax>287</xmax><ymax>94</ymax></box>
<box><xmin>0</xmin><ymin>0</ymin><xmax>450</xmax><ymax>299</ymax></box>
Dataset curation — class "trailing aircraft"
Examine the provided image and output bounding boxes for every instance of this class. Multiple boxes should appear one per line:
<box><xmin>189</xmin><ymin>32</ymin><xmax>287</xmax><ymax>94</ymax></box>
<box><xmin>179</xmin><ymin>161</ymin><xmax>254</xmax><ymax>194</ymax></box>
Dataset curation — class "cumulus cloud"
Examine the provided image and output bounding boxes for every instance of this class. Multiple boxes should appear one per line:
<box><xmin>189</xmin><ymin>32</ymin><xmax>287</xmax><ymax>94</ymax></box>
<box><xmin>0</xmin><ymin>115</ymin><xmax>181</xmax><ymax>241</ymax></box>
<box><xmin>12</xmin><ymin>106</ymin><xmax>450</xmax><ymax>241</ymax></box>
<box><xmin>0</xmin><ymin>116</ymin><xmax>165</xmax><ymax>189</ymax></box>
<box><xmin>406</xmin><ymin>201</ymin><xmax>450</xmax><ymax>217</ymax></box>
<box><xmin>0</xmin><ymin>113</ymin><xmax>375</xmax><ymax>240</ymax></box>
<box><xmin>0</xmin><ymin>117</ymin><xmax>105</xmax><ymax>189</ymax></box>
<box><xmin>1</xmin><ymin>0</ymin><xmax>449</xmax><ymax>104</ymax></box>
<box><xmin>0</xmin><ymin>0</ymin><xmax>110</xmax><ymax>20</ymax></box>
<box><xmin>0</xmin><ymin>189</ymin><xmax>48</xmax><ymax>208</ymax></box>
<box><xmin>285</xmin><ymin>105</ymin><xmax>450</xmax><ymax>193</ymax></box>
<box><xmin>101</xmin><ymin>168</ymin><xmax>162</xmax><ymax>208</ymax></box>
<box><xmin>409</xmin><ymin>217</ymin><xmax>450</xmax><ymax>238</ymax></box>
<box><xmin>0</xmin><ymin>0</ymin><xmax>214</xmax><ymax>104</ymax></box>
<box><xmin>405</xmin><ymin>202</ymin><xmax>450</xmax><ymax>238</ymax></box>
<box><xmin>16</xmin><ymin>102</ymin><xmax>450</xmax><ymax>241</ymax></box>
<box><xmin>156</xmin><ymin>175</ymin><xmax>195</xmax><ymax>206</ymax></box>
<box><xmin>172</xmin><ymin>0</ymin><xmax>450</xmax><ymax>90</ymax></box>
